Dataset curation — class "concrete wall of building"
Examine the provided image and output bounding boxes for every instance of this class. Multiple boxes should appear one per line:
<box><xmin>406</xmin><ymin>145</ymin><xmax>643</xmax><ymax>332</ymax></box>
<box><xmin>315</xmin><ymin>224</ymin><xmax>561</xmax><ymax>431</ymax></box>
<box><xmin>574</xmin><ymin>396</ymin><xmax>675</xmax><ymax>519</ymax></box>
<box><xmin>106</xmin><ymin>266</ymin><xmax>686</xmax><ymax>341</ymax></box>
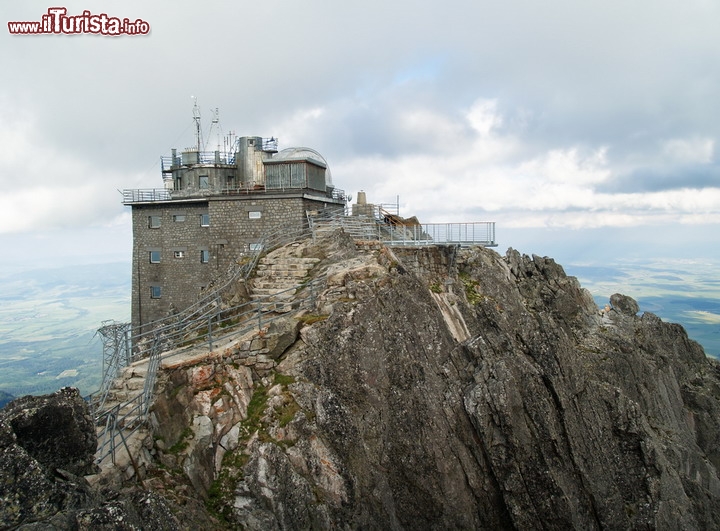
<box><xmin>131</xmin><ymin>201</ymin><xmax>213</xmax><ymax>331</ymax></box>
<box><xmin>130</xmin><ymin>194</ymin><xmax>343</xmax><ymax>331</ymax></box>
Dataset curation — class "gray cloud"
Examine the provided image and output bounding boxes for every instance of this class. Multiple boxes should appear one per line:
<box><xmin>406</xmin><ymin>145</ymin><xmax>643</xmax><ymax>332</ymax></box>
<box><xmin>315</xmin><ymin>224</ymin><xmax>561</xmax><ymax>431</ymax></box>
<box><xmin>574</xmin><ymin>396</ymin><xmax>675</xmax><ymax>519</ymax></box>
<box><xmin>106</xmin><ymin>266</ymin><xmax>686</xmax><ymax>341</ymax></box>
<box><xmin>1</xmin><ymin>0</ymin><xmax>719</xmax><ymax>245</ymax></box>
<box><xmin>600</xmin><ymin>166</ymin><xmax>720</xmax><ymax>194</ymax></box>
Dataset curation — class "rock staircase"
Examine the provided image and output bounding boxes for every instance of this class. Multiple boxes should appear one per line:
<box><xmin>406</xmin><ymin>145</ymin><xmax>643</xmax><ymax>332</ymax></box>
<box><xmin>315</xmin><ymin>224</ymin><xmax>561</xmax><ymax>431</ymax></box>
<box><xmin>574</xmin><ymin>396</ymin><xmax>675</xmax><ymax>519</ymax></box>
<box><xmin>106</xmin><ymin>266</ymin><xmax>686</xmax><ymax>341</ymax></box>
<box><xmin>102</xmin><ymin>362</ymin><xmax>148</xmax><ymax>424</ymax></box>
<box><xmin>310</xmin><ymin>214</ymin><xmax>379</xmax><ymax>240</ymax></box>
<box><xmin>94</xmin><ymin>239</ymin><xmax>326</xmax><ymax>472</ymax></box>
<box><xmin>250</xmin><ymin>243</ymin><xmax>321</xmax><ymax>312</ymax></box>
<box><xmin>93</xmin><ymin>359</ymin><xmax>154</xmax><ymax>477</ymax></box>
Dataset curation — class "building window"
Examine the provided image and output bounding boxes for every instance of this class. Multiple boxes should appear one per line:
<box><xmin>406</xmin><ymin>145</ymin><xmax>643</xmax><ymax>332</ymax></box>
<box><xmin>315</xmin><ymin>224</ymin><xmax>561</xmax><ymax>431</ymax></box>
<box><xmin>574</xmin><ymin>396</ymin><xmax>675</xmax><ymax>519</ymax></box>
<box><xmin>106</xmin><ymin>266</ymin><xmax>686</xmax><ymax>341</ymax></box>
<box><xmin>199</xmin><ymin>175</ymin><xmax>209</xmax><ymax>189</ymax></box>
<box><xmin>149</xmin><ymin>250</ymin><xmax>161</xmax><ymax>263</ymax></box>
<box><xmin>200</xmin><ymin>250</ymin><xmax>210</xmax><ymax>263</ymax></box>
<box><xmin>173</xmin><ymin>214</ymin><xmax>186</xmax><ymax>222</ymax></box>
<box><xmin>248</xmin><ymin>211</ymin><xmax>262</xmax><ymax>219</ymax></box>
<box><xmin>174</xmin><ymin>251</ymin><xmax>185</xmax><ymax>259</ymax></box>
<box><xmin>249</xmin><ymin>243</ymin><xmax>263</xmax><ymax>252</ymax></box>
<box><xmin>200</xmin><ymin>213</ymin><xmax>210</xmax><ymax>227</ymax></box>
<box><xmin>150</xmin><ymin>286</ymin><xmax>162</xmax><ymax>299</ymax></box>
<box><xmin>148</xmin><ymin>215</ymin><xmax>161</xmax><ymax>228</ymax></box>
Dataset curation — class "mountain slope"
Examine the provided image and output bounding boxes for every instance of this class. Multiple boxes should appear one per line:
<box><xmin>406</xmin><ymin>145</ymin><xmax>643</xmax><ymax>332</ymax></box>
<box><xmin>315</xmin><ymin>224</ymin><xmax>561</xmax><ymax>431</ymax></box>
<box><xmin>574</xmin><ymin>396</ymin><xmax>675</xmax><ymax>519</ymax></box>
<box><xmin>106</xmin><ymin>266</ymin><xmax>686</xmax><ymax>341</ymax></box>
<box><xmin>140</xmin><ymin>233</ymin><xmax>720</xmax><ymax>529</ymax></box>
<box><xmin>6</xmin><ymin>231</ymin><xmax>719</xmax><ymax>529</ymax></box>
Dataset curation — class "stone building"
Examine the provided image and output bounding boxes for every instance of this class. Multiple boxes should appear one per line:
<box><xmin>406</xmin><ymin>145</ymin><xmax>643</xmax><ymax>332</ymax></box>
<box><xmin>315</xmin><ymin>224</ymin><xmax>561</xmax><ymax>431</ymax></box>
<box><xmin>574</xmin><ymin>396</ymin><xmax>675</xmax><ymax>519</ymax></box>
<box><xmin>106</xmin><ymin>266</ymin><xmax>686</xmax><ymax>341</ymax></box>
<box><xmin>123</xmin><ymin>136</ymin><xmax>345</xmax><ymax>331</ymax></box>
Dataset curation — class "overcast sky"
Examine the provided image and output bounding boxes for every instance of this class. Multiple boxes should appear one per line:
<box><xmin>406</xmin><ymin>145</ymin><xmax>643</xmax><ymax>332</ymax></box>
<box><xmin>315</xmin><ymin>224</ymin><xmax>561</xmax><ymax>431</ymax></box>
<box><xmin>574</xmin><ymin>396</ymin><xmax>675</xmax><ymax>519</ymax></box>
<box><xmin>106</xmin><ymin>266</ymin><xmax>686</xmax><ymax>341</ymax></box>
<box><xmin>2</xmin><ymin>0</ymin><xmax>720</xmax><ymax>272</ymax></box>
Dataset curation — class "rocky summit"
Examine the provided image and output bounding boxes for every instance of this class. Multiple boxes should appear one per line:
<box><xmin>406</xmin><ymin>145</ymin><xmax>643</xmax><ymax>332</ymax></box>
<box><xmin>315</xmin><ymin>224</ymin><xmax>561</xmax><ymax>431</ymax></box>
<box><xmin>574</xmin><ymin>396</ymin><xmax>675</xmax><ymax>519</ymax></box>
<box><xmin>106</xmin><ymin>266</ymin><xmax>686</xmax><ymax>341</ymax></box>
<box><xmin>2</xmin><ymin>231</ymin><xmax>720</xmax><ymax>529</ymax></box>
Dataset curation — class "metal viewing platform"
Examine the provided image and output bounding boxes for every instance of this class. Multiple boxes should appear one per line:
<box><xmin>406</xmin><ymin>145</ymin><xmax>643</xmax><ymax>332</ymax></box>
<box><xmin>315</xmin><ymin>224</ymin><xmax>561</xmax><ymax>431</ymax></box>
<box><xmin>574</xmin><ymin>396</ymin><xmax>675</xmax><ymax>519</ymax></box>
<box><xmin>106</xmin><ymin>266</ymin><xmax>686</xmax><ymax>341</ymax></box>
<box><xmin>382</xmin><ymin>221</ymin><xmax>496</xmax><ymax>247</ymax></box>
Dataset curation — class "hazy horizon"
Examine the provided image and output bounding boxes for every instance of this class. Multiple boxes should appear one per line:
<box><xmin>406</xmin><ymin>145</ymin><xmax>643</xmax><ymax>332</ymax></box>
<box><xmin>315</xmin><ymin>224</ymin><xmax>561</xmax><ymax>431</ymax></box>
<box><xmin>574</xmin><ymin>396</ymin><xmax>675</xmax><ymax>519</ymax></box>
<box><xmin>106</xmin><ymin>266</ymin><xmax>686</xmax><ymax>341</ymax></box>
<box><xmin>0</xmin><ymin>246</ymin><xmax>717</xmax><ymax>401</ymax></box>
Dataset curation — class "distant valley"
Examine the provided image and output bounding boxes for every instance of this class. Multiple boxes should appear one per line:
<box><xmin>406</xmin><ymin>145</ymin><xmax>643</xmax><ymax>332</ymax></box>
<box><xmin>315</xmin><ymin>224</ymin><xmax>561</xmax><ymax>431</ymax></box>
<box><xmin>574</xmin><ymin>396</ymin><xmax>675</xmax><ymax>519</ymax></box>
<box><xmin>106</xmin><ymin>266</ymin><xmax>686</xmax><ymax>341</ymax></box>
<box><xmin>0</xmin><ymin>262</ymin><xmax>130</xmax><ymax>404</ymax></box>
<box><xmin>566</xmin><ymin>258</ymin><xmax>720</xmax><ymax>358</ymax></box>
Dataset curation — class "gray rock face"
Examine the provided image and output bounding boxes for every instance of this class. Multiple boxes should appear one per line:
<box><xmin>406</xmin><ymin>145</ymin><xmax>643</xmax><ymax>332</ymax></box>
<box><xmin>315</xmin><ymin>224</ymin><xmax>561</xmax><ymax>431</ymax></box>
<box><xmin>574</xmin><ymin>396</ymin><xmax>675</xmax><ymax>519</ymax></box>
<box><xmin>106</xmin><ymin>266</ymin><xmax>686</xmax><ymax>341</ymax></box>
<box><xmin>7</xmin><ymin>235</ymin><xmax>720</xmax><ymax>530</ymax></box>
<box><xmin>210</xmin><ymin>241</ymin><xmax>720</xmax><ymax>529</ymax></box>
<box><xmin>610</xmin><ymin>292</ymin><xmax>640</xmax><ymax>315</ymax></box>
<box><xmin>0</xmin><ymin>388</ymin><xmax>180</xmax><ymax>529</ymax></box>
<box><xmin>3</xmin><ymin>388</ymin><xmax>97</xmax><ymax>476</ymax></box>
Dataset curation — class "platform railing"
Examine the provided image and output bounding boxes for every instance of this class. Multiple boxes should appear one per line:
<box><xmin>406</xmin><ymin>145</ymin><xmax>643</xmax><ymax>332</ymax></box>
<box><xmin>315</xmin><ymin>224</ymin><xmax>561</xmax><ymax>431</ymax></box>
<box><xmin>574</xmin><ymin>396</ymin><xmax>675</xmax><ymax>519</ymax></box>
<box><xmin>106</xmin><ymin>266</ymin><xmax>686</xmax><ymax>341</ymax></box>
<box><xmin>382</xmin><ymin>222</ymin><xmax>496</xmax><ymax>247</ymax></box>
<box><xmin>94</xmin><ymin>206</ymin><xmax>496</xmax><ymax>463</ymax></box>
<box><xmin>94</xmin><ymin>278</ymin><xmax>321</xmax><ymax>464</ymax></box>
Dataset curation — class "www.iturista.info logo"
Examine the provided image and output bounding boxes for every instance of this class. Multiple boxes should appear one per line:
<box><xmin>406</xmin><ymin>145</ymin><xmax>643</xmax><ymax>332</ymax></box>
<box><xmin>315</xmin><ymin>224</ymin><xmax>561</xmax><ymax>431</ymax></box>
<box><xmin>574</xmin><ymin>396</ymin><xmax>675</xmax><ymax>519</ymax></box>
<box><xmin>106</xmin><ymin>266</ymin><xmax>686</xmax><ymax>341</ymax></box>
<box><xmin>8</xmin><ymin>7</ymin><xmax>150</xmax><ymax>35</ymax></box>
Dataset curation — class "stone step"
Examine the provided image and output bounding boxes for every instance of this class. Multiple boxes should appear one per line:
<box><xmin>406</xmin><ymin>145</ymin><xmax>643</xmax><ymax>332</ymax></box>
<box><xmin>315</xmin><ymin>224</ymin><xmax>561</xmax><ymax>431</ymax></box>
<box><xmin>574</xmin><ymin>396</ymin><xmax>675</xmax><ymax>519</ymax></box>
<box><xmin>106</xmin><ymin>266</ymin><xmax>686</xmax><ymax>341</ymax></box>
<box><xmin>258</xmin><ymin>301</ymin><xmax>296</xmax><ymax>313</ymax></box>
<box><xmin>107</xmin><ymin>389</ymin><xmax>130</xmax><ymax>403</ymax></box>
<box><xmin>251</xmin><ymin>288</ymin><xmax>296</xmax><ymax>300</ymax></box>
<box><xmin>259</xmin><ymin>257</ymin><xmax>319</xmax><ymax>266</ymax></box>
<box><xmin>126</xmin><ymin>365</ymin><xmax>148</xmax><ymax>378</ymax></box>
<box><xmin>107</xmin><ymin>385</ymin><xmax>145</xmax><ymax>404</ymax></box>
<box><xmin>119</xmin><ymin>414</ymin><xmax>142</xmax><ymax>429</ymax></box>
<box><xmin>124</xmin><ymin>378</ymin><xmax>146</xmax><ymax>392</ymax></box>
<box><xmin>256</xmin><ymin>263</ymin><xmax>315</xmax><ymax>273</ymax></box>
<box><xmin>252</xmin><ymin>277</ymin><xmax>298</xmax><ymax>289</ymax></box>
<box><xmin>255</xmin><ymin>268</ymin><xmax>309</xmax><ymax>278</ymax></box>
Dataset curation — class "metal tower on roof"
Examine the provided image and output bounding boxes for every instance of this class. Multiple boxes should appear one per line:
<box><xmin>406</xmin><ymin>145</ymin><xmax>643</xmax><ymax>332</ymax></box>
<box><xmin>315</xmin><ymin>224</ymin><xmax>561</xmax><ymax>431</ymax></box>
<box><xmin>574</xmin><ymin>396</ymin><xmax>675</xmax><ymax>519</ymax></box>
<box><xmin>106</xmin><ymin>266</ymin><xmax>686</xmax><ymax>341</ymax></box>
<box><xmin>192</xmin><ymin>96</ymin><xmax>203</xmax><ymax>152</ymax></box>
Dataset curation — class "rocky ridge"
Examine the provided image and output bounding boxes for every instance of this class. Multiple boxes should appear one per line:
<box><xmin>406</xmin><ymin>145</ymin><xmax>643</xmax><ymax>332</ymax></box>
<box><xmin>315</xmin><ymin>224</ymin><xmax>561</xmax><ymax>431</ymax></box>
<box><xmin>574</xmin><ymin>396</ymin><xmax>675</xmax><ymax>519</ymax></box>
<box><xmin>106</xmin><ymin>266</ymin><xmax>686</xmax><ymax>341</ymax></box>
<box><xmin>2</xmin><ymin>230</ymin><xmax>720</xmax><ymax>529</ymax></box>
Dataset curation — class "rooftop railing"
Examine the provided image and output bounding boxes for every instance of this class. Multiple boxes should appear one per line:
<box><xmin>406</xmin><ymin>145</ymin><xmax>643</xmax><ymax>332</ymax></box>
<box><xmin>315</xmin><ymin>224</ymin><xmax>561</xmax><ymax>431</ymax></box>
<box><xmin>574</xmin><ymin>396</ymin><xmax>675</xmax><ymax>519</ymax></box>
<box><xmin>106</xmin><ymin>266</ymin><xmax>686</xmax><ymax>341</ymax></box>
<box><xmin>161</xmin><ymin>151</ymin><xmax>237</xmax><ymax>171</ymax></box>
<box><xmin>160</xmin><ymin>139</ymin><xmax>278</xmax><ymax>172</ymax></box>
<box><xmin>122</xmin><ymin>186</ymin><xmax>346</xmax><ymax>204</ymax></box>
<box><xmin>121</xmin><ymin>189</ymin><xmax>172</xmax><ymax>203</ymax></box>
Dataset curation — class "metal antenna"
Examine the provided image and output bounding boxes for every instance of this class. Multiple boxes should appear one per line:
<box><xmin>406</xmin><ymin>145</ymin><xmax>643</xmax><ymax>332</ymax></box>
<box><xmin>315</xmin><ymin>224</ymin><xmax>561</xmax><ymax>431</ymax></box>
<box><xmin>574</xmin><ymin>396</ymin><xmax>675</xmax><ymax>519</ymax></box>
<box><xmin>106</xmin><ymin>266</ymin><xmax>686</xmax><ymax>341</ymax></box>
<box><xmin>208</xmin><ymin>107</ymin><xmax>223</xmax><ymax>152</ymax></box>
<box><xmin>192</xmin><ymin>96</ymin><xmax>203</xmax><ymax>152</ymax></box>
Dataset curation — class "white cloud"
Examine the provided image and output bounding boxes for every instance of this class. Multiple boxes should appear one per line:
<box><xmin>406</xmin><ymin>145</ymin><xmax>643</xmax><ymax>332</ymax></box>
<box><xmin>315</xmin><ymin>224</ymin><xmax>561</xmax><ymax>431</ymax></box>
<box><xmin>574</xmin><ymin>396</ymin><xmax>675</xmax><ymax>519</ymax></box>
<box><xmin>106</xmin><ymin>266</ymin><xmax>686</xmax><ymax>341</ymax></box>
<box><xmin>0</xmin><ymin>104</ymin><xmax>127</xmax><ymax>234</ymax></box>
<box><xmin>467</xmin><ymin>99</ymin><xmax>502</xmax><ymax>137</ymax></box>
<box><xmin>333</xmin><ymin>98</ymin><xmax>720</xmax><ymax>230</ymax></box>
<box><xmin>2</xmin><ymin>0</ymin><xmax>720</xmax><ymax>251</ymax></box>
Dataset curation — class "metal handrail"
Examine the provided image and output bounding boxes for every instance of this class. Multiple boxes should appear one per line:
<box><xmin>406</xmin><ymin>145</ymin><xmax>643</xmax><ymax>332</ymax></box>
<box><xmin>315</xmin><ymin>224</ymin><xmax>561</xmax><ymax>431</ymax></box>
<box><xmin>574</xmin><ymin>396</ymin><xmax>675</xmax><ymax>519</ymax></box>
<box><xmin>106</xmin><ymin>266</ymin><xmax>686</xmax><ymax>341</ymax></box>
<box><xmin>94</xmin><ymin>278</ymin><xmax>322</xmax><ymax>464</ymax></box>
<box><xmin>121</xmin><ymin>186</ymin><xmax>346</xmax><ymax>204</ymax></box>
<box><xmin>381</xmin><ymin>222</ymin><xmax>496</xmax><ymax>247</ymax></box>
<box><xmin>92</xmin><ymin>209</ymin><xmax>340</xmax><ymax>463</ymax></box>
<box><xmin>94</xmin><ymin>206</ymin><xmax>497</xmax><ymax>464</ymax></box>
<box><xmin>122</xmin><ymin>189</ymin><xmax>172</xmax><ymax>203</ymax></box>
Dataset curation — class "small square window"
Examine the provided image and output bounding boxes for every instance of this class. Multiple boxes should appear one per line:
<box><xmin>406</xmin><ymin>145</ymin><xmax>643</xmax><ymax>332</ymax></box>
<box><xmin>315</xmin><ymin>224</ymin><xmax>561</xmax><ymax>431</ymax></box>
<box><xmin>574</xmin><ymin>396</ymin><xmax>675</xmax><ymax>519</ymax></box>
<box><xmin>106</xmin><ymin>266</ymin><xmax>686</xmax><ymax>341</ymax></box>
<box><xmin>149</xmin><ymin>250</ymin><xmax>161</xmax><ymax>263</ymax></box>
<box><xmin>174</xmin><ymin>251</ymin><xmax>185</xmax><ymax>259</ymax></box>
<box><xmin>249</xmin><ymin>243</ymin><xmax>263</xmax><ymax>252</ymax></box>
<box><xmin>200</xmin><ymin>214</ymin><xmax>210</xmax><ymax>227</ymax></box>
<box><xmin>150</xmin><ymin>286</ymin><xmax>161</xmax><ymax>299</ymax></box>
<box><xmin>148</xmin><ymin>215</ymin><xmax>161</xmax><ymax>228</ymax></box>
<box><xmin>199</xmin><ymin>175</ymin><xmax>209</xmax><ymax>189</ymax></box>
<box><xmin>248</xmin><ymin>211</ymin><xmax>262</xmax><ymax>219</ymax></box>
<box><xmin>173</xmin><ymin>214</ymin><xmax>186</xmax><ymax>222</ymax></box>
<box><xmin>200</xmin><ymin>250</ymin><xmax>210</xmax><ymax>263</ymax></box>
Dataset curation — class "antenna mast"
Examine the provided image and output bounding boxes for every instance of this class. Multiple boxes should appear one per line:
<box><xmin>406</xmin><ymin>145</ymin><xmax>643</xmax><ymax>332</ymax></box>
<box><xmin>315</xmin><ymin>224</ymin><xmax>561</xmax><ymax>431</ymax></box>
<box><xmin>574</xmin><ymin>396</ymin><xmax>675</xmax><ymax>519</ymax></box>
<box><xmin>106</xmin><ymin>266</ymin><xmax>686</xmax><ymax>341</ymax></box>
<box><xmin>208</xmin><ymin>108</ymin><xmax>223</xmax><ymax>152</ymax></box>
<box><xmin>192</xmin><ymin>96</ymin><xmax>203</xmax><ymax>152</ymax></box>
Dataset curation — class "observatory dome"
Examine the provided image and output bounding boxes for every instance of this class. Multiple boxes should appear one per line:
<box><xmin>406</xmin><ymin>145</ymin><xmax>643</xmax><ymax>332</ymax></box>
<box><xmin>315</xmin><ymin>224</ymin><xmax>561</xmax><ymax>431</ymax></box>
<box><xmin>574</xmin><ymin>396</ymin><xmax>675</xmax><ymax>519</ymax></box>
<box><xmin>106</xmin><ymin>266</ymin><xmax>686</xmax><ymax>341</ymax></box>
<box><xmin>273</xmin><ymin>147</ymin><xmax>333</xmax><ymax>186</ymax></box>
